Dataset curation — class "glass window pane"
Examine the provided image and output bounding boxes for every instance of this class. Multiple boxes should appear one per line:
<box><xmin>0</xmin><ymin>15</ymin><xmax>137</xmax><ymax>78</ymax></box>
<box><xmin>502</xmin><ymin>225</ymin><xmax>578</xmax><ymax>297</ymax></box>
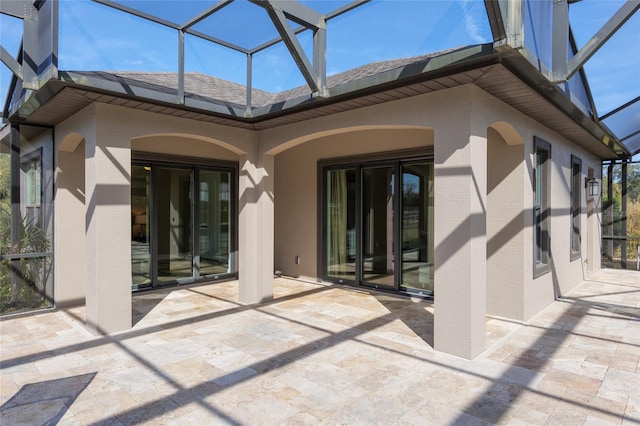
<box><xmin>132</xmin><ymin>165</ymin><xmax>152</xmax><ymax>288</ymax></box>
<box><xmin>157</xmin><ymin>167</ymin><xmax>193</xmax><ymax>282</ymax></box>
<box><xmin>571</xmin><ymin>157</ymin><xmax>582</xmax><ymax>256</ymax></box>
<box><xmin>534</xmin><ymin>139</ymin><xmax>550</xmax><ymax>272</ymax></box>
<box><xmin>401</xmin><ymin>163</ymin><xmax>434</xmax><ymax>293</ymax></box>
<box><xmin>326</xmin><ymin>168</ymin><xmax>356</xmax><ymax>281</ymax></box>
<box><xmin>199</xmin><ymin>170</ymin><xmax>232</xmax><ymax>277</ymax></box>
<box><xmin>362</xmin><ymin>165</ymin><xmax>395</xmax><ymax>287</ymax></box>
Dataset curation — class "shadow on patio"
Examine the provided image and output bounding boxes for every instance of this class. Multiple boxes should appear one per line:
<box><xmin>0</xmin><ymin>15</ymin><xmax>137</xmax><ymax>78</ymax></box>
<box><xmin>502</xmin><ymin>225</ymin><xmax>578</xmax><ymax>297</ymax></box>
<box><xmin>1</xmin><ymin>272</ymin><xmax>639</xmax><ymax>424</ymax></box>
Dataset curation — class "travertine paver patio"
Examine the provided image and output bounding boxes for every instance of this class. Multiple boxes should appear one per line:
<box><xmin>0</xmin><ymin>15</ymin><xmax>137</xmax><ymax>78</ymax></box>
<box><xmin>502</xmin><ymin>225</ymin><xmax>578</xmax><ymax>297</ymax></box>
<box><xmin>1</xmin><ymin>270</ymin><xmax>639</xmax><ymax>425</ymax></box>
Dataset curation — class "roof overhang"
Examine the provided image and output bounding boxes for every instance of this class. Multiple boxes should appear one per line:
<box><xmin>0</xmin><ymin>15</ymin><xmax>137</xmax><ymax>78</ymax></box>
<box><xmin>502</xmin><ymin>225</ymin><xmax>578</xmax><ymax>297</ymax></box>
<box><xmin>4</xmin><ymin>44</ymin><xmax>628</xmax><ymax>160</ymax></box>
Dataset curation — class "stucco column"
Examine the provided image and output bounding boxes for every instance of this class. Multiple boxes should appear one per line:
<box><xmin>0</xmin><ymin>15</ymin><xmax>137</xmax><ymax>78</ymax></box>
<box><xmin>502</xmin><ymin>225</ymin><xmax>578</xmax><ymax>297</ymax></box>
<box><xmin>54</xmin><ymin>144</ymin><xmax>86</xmax><ymax>307</ymax></box>
<box><xmin>238</xmin><ymin>151</ymin><xmax>274</xmax><ymax>303</ymax></box>
<box><xmin>434</xmin><ymin>133</ymin><xmax>487</xmax><ymax>359</ymax></box>
<box><xmin>84</xmin><ymin>123</ymin><xmax>132</xmax><ymax>334</ymax></box>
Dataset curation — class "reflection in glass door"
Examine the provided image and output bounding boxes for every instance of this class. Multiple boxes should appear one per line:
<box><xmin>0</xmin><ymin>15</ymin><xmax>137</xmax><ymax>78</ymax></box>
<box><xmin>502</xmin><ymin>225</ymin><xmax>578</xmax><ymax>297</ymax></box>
<box><xmin>131</xmin><ymin>165</ymin><xmax>151</xmax><ymax>288</ymax></box>
<box><xmin>157</xmin><ymin>167</ymin><xmax>194</xmax><ymax>282</ymax></box>
<box><xmin>131</xmin><ymin>162</ymin><xmax>236</xmax><ymax>289</ymax></box>
<box><xmin>323</xmin><ymin>157</ymin><xmax>434</xmax><ymax>295</ymax></box>
<box><xmin>362</xmin><ymin>165</ymin><xmax>395</xmax><ymax>287</ymax></box>
<box><xmin>199</xmin><ymin>170</ymin><xmax>231</xmax><ymax>277</ymax></box>
<box><xmin>400</xmin><ymin>163</ymin><xmax>434</xmax><ymax>293</ymax></box>
<box><xmin>326</xmin><ymin>169</ymin><xmax>357</xmax><ymax>281</ymax></box>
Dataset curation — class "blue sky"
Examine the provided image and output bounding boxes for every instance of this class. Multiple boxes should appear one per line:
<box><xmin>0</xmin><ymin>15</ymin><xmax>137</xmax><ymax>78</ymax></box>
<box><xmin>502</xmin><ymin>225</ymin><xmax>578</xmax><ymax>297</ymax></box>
<box><xmin>1</xmin><ymin>0</ymin><xmax>638</xmax><ymax>143</ymax></box>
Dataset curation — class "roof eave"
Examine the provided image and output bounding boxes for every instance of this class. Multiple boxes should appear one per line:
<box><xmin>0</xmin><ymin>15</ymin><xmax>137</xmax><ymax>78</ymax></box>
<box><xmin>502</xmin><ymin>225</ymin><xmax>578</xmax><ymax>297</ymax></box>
<box><xmin>500</xmin><ymin>53</ymin><xmax>631</xmax><ymax>159</ymax></box>
<box><xmin>5</xmin><ymin>43</ymin><xmax>629</xmax><ymax>159</ymax></box>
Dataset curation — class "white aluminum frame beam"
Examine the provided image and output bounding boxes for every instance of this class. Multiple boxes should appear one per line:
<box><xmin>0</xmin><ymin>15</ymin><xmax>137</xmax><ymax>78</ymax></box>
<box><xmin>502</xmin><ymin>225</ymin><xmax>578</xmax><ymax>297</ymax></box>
<box><xmin>483</xmin><ymin>0</ymin><xmax>507</xmax><ymax>44</ymax></box>
<box><xmin>181</xmin><ymin>0</ymin><xmax>233</xmax><ymax>30</ymax></box>
<box><xmin>269</xmin><ymin>0</ymin><xmax>323</xmax><ymax>29</ymax></box>
<box><xmin>93</xmin><ymin>0</ymin><xmax>180</xmax><ymax>29</ymax></box>
<box><xmin>258</xmin><ymin>0</ymin><xmax>324</xmax><ymax>94</ymax></box>
<box><xmin>0</xmin><ymin>0</ymin><xmax>35</xmax><ymax>19</ymax></box>
<box><xmin>552</xmin><ymin>0</ymin><xmax>569</xmax><ymax>82</ymax></box>
<box><xmin>565</xmin><ymin>0</ymin><xmax>639</xmax><ymax>81</ymax></box>
<box><xmin>0</xmin><ymin>46</ymin><xmax>23</xmax><ymax>80</ymax></box>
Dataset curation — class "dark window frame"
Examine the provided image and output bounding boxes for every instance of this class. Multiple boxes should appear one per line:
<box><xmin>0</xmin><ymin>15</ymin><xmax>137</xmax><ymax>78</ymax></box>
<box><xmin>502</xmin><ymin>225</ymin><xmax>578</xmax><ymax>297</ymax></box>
<box><xmin>131</xmin><ymin>152</ymin><xmax>238</xmax><ymax>291</ymax></box>
<box><xmin>317</xmin><ymin>147</ymin><xmax>433</xmax><ymax>296</ymax></box>
<box><xmin>533</xmin><ymin>137</ymin><xmax>551</xmax><ymax>278</ymax></box>
<box><xmin>570</xmin><ymin>155</ymin><xmax>582</xmax><ymax>261</ymax></box>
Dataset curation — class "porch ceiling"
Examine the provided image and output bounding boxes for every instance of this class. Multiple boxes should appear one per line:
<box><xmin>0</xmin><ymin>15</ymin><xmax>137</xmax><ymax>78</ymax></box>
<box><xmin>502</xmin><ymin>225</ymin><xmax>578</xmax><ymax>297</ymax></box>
<box><xmin>8</xmin><ymin>51</ymin><xmax>621</xmax><ymax>159</ymax></box>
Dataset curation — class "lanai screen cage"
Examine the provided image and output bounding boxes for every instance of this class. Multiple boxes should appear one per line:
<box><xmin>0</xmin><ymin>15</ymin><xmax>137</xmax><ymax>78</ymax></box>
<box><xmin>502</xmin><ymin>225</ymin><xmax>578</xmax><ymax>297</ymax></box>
<box><xmin>0</xmin><ymin>0</ymin><xmax>639</xmax><ymax>314</ymax></box>
<box><xmin>602</xmin><ymin>159</ymin><xmax>640</xmax><ymax>270</ymax></box>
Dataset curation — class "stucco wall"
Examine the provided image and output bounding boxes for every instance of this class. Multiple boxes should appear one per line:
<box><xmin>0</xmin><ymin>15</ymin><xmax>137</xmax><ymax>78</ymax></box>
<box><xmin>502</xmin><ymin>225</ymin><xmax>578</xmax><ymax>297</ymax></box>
<box><xmin>273</xmin><ymin>85</ymin><xmax>602</xmax><ymax>324</ymax></box>
<box><xmin>523</xmin><ymin>127</ymin><xmax>601</xmax><ymax>319</ymax></box>
<box><xmin>54</xmin><ymin>141</ymin><xmax>86</xmax><ymax>306</ymax></box>
<box><xmin>132</xmin><ymin>135</ymin><xmax>239</xmax><ymax>161</ymax></box>
<box><xmin>274</xmin><ymin>128</ymin><xmax>433</xmax><ymax>280</ymax></box>
<box><xmin>470</xmin><ymin>86</ymin><xmax>601</xmax><ymax>321</ymax></box>
<box><xmin>486</xmin><ymin>127</ymin><xmax>526</xmax><ymax>320</ymax></box>
<box><xmin>54</xmin><ymin>103</ymin><xmax>255</xmax><ymax>330</ymax></box>
<box><xmin>52</xmin><ymin>84</ymin><xmax>603</xmax><ymax>337</ymax></box>
<box><xmin>54</xmin><ymin>104</ymin><xmax>96</xmax><ymax>308</ymax></box>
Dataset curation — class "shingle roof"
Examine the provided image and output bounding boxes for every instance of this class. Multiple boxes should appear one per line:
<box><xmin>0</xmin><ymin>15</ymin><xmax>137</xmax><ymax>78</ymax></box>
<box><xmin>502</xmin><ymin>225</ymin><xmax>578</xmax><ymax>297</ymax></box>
<box><xmin>67</xmin><ymin>51</ymin><xmax>451</xmax><ymax>109</ymax></box>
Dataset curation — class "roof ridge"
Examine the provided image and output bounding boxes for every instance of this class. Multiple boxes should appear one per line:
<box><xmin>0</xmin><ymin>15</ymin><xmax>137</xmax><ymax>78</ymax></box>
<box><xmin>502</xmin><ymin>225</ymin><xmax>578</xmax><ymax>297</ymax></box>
<box><xmin>64</xmin><ymin>48</ymin><xmax>465</xmax><ymax>108</ymax></box>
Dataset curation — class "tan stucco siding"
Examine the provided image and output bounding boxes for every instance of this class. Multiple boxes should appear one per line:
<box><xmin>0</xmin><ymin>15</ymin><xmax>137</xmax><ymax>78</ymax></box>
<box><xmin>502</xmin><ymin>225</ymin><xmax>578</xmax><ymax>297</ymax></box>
<box><xmin>274</xmin><ymin>128</ymin><xmax>433</xmax><ymax>280</ymax></box>
<box><xmin>52</xmin><ymin>85</ymin><xmax>603</xmax><ymax>338</ymax></box>
<box><xmin>131</xmin><ymin>135</ymin><xmax>239</xmax><ymax>161</ymax></box>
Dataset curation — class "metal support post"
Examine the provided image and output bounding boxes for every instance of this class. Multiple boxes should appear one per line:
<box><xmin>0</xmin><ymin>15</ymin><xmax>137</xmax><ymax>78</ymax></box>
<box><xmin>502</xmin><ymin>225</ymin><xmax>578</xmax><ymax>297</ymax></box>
<box><xmin>178</xmin><ymin>29</ymin><xmax>185</xmax><ymax>104</ymax></box>
<box><xmin>246</xmin><ymin>53</ymin><xmax>253</xmax><ymax>117</ymax></box>
<box><xmin>552</xmin><ymin>0</ymin><xmax>568</xmax><ymax>82</ymax></box>
<box><xmin>621</xmin><ymin>161</ymin><xmax>628</xmax><ymax>268</ymax></box>
<box><xmin>606</xmin><ymin>163</ymin><xmax>614</xmax><ymax>264</ymax></box>
<box><xmin>9</xmin><ymin>125</ymin><xmax>21</xmax><ymax>303</ymax></box>
<box><xmin>313</xmin><ymin>26</ymin><xmax>327</xmax><ymax>97</ymax></box>
<box><xmin>22</xmin><ymin>10</ymin><xmax>39</xmax><ymax>90</ymax></box>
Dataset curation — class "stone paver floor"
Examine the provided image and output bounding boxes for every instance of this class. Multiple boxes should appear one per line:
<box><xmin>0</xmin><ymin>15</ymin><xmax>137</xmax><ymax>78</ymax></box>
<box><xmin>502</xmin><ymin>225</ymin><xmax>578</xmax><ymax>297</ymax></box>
<box><xmin>1</xmin><ymin>270</ymin><xmax>639</xmax><ymax>425</ymax></box>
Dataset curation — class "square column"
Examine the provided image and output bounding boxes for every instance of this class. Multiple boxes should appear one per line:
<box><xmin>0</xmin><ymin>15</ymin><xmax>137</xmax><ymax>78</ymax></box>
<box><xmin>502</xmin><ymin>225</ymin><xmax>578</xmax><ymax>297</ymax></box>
<box><xmin>238</xmin><ymin>152</ymin><xmax>274</xmax><ymax>303</ymax></box>
<box><xmin>54</xmin><ymin>145</ymin><xmax>86</xmax><ymax>307</ymax></box>
<box><xmin>434</xmin><ymin>134</ymin><xmax>487</xmax><ymax>359</ymax></box>
<box><xmin>84</xmin><ymin>126</ymin><xmax>132</xmax><ymax>334</ymax></box>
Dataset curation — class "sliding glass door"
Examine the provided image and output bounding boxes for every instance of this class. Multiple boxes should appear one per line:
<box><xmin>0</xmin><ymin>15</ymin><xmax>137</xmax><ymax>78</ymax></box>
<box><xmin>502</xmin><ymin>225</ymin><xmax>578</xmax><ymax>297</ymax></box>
<box><xmin>198</xmin><ymin>170</ymin><xmax>232</xmax><ymax>277</ymax></box>
<box><xmin>326</xmin><ymin>169</ymin><xmax>357</xmax><ymax>282</ymax></box>
<box><xmin>131</xmin><ymin>165</ymin><xmax>151</xmax><ymax>287</ymax></box>
<box><xmin>131</xmin><ymin>160</ymin><xmax>236</xmax><ymax>290</ymax></box>
<box><xmin>157</xmin><ymin>167</ymin><xmax>194</xmax><ymax>283</ymax></box>
<box><xmin>323</xmin><ymin>156</ymin><xmax>434</xmax><ymax>295</ymax></box>
<box><xmin>400</xmin><ymin>163</ymin><xmax>434</xmax><ymax>293</ymax></box>
<box><xmin>362</xmin><ymin>165</ymin><xmax>395</xmax><ymax>288</ymax></box>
